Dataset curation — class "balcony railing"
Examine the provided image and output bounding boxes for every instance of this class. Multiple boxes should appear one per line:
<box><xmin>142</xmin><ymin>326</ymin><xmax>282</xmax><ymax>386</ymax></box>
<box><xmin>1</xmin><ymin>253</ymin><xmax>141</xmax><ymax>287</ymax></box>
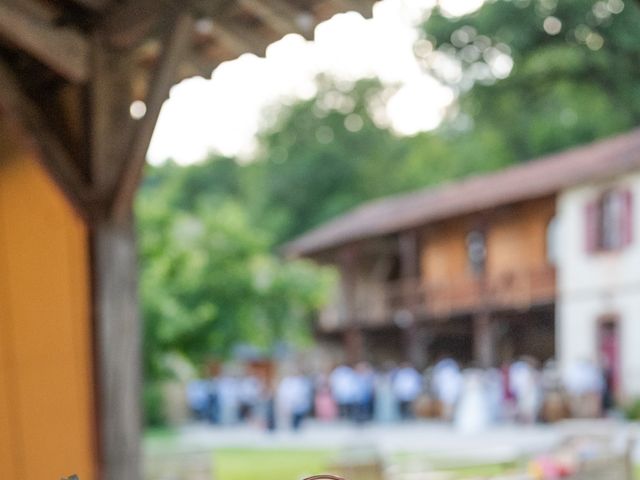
<box><xmin>423</xmin><ymin>266</ymin><xmax>556</xmax><ymax>317</ymax></box>
<box><xmin>318</xmin><ymin>267</ymin><xmax>557</xmax><ymax>331</ymax></box>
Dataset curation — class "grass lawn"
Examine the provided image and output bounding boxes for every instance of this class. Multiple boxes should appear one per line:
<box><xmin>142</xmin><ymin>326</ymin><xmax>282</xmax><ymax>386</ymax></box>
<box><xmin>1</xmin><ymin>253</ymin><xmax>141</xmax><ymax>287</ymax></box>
<box><xmin>213</xmin><ymin>449</ymin><xmax>336</xmax><ymax>480</ymax></box>
<box><xmin>143</xmin><ymin>430</ymin><xmax>640</xmax><ymax>480</ymax></box>
<box><xmin>144</xmin><ymin>426</ymin><xmax>180</xmax><ymax>452</ymax></box>
<box><xmin>212</xmin><ymin>449</ymin><xmax>520</xmax><ymax>480</ymax></box>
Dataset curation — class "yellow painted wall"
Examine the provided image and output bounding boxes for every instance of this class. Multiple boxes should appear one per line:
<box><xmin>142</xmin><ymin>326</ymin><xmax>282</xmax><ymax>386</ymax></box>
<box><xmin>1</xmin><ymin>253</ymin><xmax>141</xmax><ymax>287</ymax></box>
<box><xmin>0</xmin><ymin>120</ymin><xmax>96</xmax><ymax>480</ymax></box>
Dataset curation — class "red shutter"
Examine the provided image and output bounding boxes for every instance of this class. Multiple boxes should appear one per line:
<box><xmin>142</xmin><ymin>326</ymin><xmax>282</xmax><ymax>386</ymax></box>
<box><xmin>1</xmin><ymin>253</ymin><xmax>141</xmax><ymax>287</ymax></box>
<box><xmin>585</xmin><ymin>201</ymin><xmax>598</xmax><ymax>254</ymax></box>
<box><xmin>622</xmin><ymin>189</ymin><xmax>633</xmax><ymax>247</ymax></box>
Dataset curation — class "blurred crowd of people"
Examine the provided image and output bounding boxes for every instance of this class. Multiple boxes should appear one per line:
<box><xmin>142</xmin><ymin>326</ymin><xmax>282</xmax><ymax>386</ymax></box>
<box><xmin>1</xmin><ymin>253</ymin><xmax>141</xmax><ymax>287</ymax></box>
<box><xmin>185</xmin><ymin>356</ymin><xmax>611</xmax><ymax>432</ymax></box>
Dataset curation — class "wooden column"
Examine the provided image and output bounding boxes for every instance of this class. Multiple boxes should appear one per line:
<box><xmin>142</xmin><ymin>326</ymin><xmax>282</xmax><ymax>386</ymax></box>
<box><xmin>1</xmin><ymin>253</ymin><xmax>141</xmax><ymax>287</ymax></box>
<box><xmin>88</xmin><ymin>14</ymin><xmax>194</xmax><ymax>480</ymax></box>
<box><xmin>405</xmin><ymin>324</ymin><xmax>428</xmax><ymax>369</ymax></box>
<box><xmin>92</xmin><ymin>216</ymin><xmax>141</xmax><ymax>480</ymax></box>
<box><xmin>339</xmin><ymin>246</ymin><xmax>362</xmax><ymax>363</ymax></box>
<box><xmin>399</xmin><ymin>231</ymin><xmax>423</xmax><ymax>366</ymax></box>
<box><xmin>344</xmin><ymin>327</ymin><xmax>364</xmax><ymax>366</ymax></box>
<box><xmin>473</xmin><ymin>313</ymin><xmax>495</xmax><ymax>368</ymax></box>
<box><xmin>398</xmin><ymin>230</ymin><xmax>419</xmax><ymax>278</ymax></box>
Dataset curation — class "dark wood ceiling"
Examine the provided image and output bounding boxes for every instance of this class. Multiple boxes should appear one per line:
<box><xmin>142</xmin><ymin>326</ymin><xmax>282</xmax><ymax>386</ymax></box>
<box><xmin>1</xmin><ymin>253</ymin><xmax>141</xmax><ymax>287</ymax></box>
<box><xmin>0</xmin><ymin>0</ymin><xmax>375</xmax><ymax>84</ymax></box>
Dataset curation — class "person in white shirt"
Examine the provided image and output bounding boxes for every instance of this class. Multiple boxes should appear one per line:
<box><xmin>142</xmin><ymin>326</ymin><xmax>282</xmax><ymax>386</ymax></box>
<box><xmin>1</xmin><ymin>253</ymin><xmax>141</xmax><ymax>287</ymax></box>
<box><xmin>564</xmin><ymin>358</ymin><xmax>604</xmax><ymax>418</ymax></box>
<box><xmin>509</xmin><ymin>358</ymin><xmax>542</xmax><ymax>423</ymax></box>
<box><xmin>329</xmin><ymin>364</ymin><xmax>358</xmax><ymax>420</ymax></box>
<box><xmin>238</xmin><ymin>375</ymin><xmax>262</xmax><ymax>421</ymax></box>
<box><xmin>432</xmin><ymin>357</ymin><xmax>462</xmax><ymax>421</ymax></box>
<box><xmin>276</xmin><ymin>371</ymin><xmax>312</xmax><ymax>430</ymax></box>
<box><xmin>392</xmin><ymin>362</ymin><xmax>422</xmax><ymax>419</ymax></box>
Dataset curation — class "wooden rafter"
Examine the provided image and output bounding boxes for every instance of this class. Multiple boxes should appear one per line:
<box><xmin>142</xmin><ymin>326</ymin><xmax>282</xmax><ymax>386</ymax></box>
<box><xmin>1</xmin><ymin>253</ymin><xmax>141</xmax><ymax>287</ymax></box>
<box><xmin>0</xmin><ymin>60</ymin><xmax>89</xmax><ymax>215</ymax></box>
<box><xmin>0</xmin><ymin>1</ymin><xmax>89</xmax><ymax>83</ymax></box>
<box><xmin>89</xmin><ymin>35</ymin><xmax>136</xmax><ymax>203</ymax></box>
<box><xmin>317</xmin><ymin>0</ymin><xmax>374</xmax><ymax>20</ymax></box>
<box><xmin>102</xmin><ymin>0</ymin><xmax>164</xmax><ymax>49</ymax></box>
<box><xmin>111</xmin><ymin>12</ymin><xmax>196</xmax><ymax>220</ymax></box>
<box><xmin>239</xmin><ymin>0</ymin><xmax>314</xmax><ymax>38</ymax></box>
<box><xmin>7</xmin><ymin>0</ymin><xmax>59</xmax><ymax>23</ymax></box>
<box><xmin>212</xmin><ymin>18</ymin><xmax>271</xmax><ymax>57</ymax></box>
<box><xmin>69</xmin><ymin>0</ymin><xmax>111</xmax><ymax>11</ymax></box>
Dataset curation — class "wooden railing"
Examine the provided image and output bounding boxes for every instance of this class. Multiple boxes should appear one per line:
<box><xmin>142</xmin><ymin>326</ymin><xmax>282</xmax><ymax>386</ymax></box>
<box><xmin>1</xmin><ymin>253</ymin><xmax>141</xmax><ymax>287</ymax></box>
<box><xmin>422</xmin><ymin>276</ymin><xmax>484</xmax><ymax>317</ymax></box>
<box><xmin>317</xmin><ymin>267</ymin><xmax>556</xmax><ymax>331</ymax></box>
<box><xmin>423</xmin><ymin>266</ymin><xmax>556</xmax><ymax>317</ymax></box>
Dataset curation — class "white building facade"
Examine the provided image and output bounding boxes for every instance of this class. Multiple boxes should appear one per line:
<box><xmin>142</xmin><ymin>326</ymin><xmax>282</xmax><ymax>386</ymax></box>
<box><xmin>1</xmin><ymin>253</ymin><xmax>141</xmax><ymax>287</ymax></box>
<box><xmin>557</xmin><ymin>171</ymin><xmax>640</xmax><ymax>398</ymax></box>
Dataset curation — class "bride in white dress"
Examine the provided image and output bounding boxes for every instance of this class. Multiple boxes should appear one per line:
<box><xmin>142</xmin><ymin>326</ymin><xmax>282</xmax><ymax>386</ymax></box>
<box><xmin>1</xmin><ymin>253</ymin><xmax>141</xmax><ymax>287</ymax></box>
<box><xmin>454</xmin><ymin>368</ymin><xmax>491</xmax><ymax>434</ymax></box>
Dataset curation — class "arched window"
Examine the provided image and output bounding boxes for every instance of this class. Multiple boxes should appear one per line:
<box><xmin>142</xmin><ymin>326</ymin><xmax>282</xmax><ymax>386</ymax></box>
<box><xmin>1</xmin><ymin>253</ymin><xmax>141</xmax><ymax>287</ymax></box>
<box><xmin>586</xmin><ymin>189</ymin><xmax>633</xmax><ymax>253</ymax></box>
<box><xmin>466</xmin><ymin>229</ymin><xmax>486</xmax><ymax>275</ymax></box>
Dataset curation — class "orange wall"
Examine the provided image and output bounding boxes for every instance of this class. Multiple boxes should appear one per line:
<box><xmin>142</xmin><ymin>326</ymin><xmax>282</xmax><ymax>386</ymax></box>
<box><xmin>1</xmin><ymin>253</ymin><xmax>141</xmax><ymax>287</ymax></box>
<box><xmin>420</xmin><ymin>197</ymin><xmax>556</xmax><ymax>284</ymax></box>
<box><xmin>0</xmin><ymin>121</ymin><xmax>96</xmax><ymax>480</ymax></box>
<box><xmin>421</xmin><ymin>220</ymin><xmax>468</xmax><ymax>285</ymax></box>
<box><xmin>485</xmin><ymin>198</ymin><xmax>555</xmax><ymax>278</ymax></box>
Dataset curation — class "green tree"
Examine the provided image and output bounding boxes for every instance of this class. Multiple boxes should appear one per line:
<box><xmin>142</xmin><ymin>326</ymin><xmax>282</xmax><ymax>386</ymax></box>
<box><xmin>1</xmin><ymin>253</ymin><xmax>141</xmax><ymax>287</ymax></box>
<box><xmin>137</xmin><ymin>167</ymin><xmax>334</xmax><ymax>383</ymax></box>
<box><xmin>249</xmin><ymin>74</ymin><xmax>524</xmax><ymax>244</ymax></box>
<box><xmin>249</xmin><ymin>76</ymin><xmax>412</xmax><ymax>243</ymax></box>
<box><xmin>421</xmin><ymin>0</ymin><xmax>640</xmax><ymax>159</ymax></box>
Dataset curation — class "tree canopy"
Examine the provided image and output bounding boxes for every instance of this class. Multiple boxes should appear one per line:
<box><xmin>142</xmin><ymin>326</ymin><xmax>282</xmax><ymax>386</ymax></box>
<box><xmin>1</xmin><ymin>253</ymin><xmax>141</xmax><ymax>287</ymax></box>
<box><xmin>421</xmin><ymin>0</ymin><xmax>640</xmax><ymax>159</ymax></box>
<box><xmin>137</xmin><ymin>165</ymin><xmax>335</xmax><ymax>382</ymax></box>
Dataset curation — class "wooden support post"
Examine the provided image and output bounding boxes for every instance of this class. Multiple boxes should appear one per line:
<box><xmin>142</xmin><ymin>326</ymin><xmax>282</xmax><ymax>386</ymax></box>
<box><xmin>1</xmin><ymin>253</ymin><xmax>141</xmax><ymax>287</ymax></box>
<box><xmin>339</xmin><ymin>246</ymin><xmax>362</xmax><ymax>363</ymax></box>
<box><xmin>473</xmin><ymin>313</ymin><xmax>494</xmax><ymax>368</ymax></box>
<box><xmin>111</xmin><ymin>12</ymin><xmax>195</xmax><ymax>221</ymax></box>
<box><xmin>398</xmin><ymin>230</ymin><xmax>420</xmax><ymax>312</ymax></box>
<box><xmin>398</xmin><ymin>230</ymin><xmax>419</xmax><ymax>279</ymax></box>
<box><xmin>92</xmin><ymin>215</ymin><xmax>142</xmax><ymax>480</ymax></box>
<box><xmin>399</xmin><ymin>231</ymin><xmax>423</xmax><ymax>366</ymax></box>
<box><xmin>344</xmin><ymin>327</ymin><xmax>364</xmax><ymax>365</ymax></box>
<box><xmin>89</xmin><ymin>13</ymin><xmax>195</xmax><ymax>480</ymax></box>
<box><xmin>405</xmin><ymin>324</ymin><xmax>428</xmax><ymax>369</ymax></box>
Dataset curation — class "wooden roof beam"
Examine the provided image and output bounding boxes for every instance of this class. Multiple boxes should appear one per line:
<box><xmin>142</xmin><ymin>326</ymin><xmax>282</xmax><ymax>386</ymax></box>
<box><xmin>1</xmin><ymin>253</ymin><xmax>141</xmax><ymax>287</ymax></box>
<box><xmin>0</xmin><ymin>59</ymin><xmax>90</xmax><ymax>216</ymax></box>
<box><xmin>101</xmin><ymin>0</ymin><xmax>164</xmax><ymax>49</ymax></box>
<box><xmin>111</xmin><ymin>13</ymin><xmax>196</xmax><ymax>221</ymax></box>
<box><xmin>69</xmin><ymin>0</ymin><xmax>111</xmax><ymax>11</ymax></box>
<box><xmin>0</xmin><ymin>2</ymin><xmax>89</xmax><ymax>83</ymax></box>
<box><xmin>317</xmin><ymin>0</ymin><xmax>374</xmax><ymax>20</ymax></box>
<box><xmin>239</xmin><ymin>0</ymin><xmax>315</xmax><ymax>38</ymax></box>
<box><xmin>211</xmin><ymin>19</ymin><xmax>271</xmax><ymax>57</ymax></box>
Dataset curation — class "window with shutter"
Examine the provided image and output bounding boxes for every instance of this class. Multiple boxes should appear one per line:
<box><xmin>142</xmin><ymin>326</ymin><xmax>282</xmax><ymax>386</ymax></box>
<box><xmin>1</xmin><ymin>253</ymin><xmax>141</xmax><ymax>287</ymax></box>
<box><xmin>587</xmin><ymin>188</ymin><xmax>634</xmax><ymax>254</ymax></box>
<box><xmin>585</xmin><ymin>201</ymin><xmax>598</xmax><ymax>254</ymax></box>
<box><xmin>600</xmin><ymin>191</ymin><xmax>624</xmax><ymax>250</ymax></box>
<box><xmin>621</xmin><ymin>189</ymin><xmax>633</xmax><ymax>247</ymax></box>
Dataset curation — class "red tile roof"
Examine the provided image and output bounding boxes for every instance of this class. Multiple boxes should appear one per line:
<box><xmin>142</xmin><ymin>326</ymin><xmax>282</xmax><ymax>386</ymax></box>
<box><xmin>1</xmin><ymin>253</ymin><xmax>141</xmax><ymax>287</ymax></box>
<box><xmin>285</xmin><ymin>128</ymin><xmax>640</xmax><ymax>256</ymax></box>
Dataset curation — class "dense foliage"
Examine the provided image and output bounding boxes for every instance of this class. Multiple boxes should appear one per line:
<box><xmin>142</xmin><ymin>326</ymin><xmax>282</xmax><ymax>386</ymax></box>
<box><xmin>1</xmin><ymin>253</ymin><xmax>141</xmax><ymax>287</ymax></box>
<box><xmin>421</xmin><ymin>0</ymin><xmax>640</xmax><ymax>159</ymax></box>
<box><xmin>137</xmin><ymin>166</ymin><xmax>335</xmax><ymax>383</ymax></box>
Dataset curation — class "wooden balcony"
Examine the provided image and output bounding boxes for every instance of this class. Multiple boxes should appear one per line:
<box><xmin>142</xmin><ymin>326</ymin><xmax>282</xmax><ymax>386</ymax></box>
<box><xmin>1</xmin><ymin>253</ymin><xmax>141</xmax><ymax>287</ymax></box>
<box><xmin>486</xmin><ymin>267</ymin><xmax>557</xmax><ymax>310</ymax></box>
<box><xmin>317</xmin><ymin>267</ymin><xmax>556</xmax><ymax>331</ymax></box>
<box><xmin>420</xmin><ymin>266</ymin><xmax>556</xmax><ymax>318</ymax></box>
